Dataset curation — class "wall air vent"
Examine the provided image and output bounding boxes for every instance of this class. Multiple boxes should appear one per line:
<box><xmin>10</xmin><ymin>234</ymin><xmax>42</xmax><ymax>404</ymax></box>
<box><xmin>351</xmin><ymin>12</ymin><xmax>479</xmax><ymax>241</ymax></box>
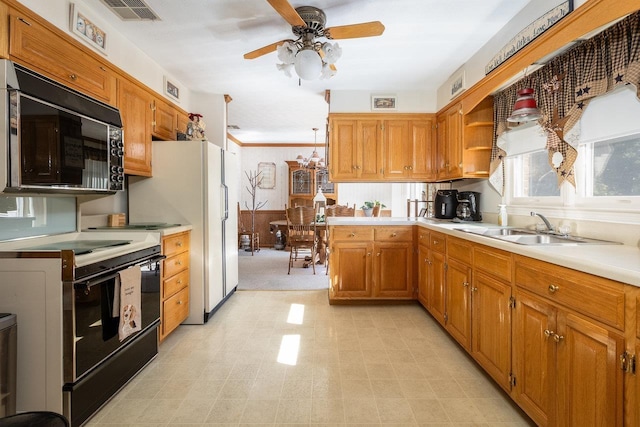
<box><xmin>99</xmin><ymin>0</ymin><xmax>161</xmax><ymax>21</ymax></box>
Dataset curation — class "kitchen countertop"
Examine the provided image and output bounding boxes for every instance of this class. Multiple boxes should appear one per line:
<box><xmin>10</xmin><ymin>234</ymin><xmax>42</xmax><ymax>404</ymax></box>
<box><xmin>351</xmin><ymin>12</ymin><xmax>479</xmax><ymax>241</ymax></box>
<box><xmin>326</xmin><ymin>216</ymin><xmax>640</xmax><ymax>288</ymax></box>
<box><xmin>84</xmin><ymin>224</ymin><xmax>193</xmax><ymax>236</ymax></box>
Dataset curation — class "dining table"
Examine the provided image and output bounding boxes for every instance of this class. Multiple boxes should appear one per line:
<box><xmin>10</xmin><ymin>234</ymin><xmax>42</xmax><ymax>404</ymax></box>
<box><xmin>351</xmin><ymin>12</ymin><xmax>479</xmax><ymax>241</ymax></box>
<box><xmin>269</xmin><ymin>219</ymin><xmax>328</xmax><ymax>265</ymax></box>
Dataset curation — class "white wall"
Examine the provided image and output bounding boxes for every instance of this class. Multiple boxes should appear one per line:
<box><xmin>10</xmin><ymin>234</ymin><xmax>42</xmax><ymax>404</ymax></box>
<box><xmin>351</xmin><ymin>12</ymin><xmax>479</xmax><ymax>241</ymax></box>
<box><xmin>330</xmin><ymin>90</ymin><xmax>435</xmax><ymax>113</ymax></box>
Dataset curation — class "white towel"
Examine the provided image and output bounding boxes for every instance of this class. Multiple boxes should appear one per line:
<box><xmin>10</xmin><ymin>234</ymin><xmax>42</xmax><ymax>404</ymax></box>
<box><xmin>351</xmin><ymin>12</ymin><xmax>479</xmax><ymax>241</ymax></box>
<box><xmin>115</xmin><ymin>265</ymin><xmax>142</xmax><ymax>341</ymax></box>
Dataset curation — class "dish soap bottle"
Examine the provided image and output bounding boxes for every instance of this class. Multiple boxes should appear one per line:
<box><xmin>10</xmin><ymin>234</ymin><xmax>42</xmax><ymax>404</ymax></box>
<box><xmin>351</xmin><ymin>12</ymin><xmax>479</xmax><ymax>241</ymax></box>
<box><xmin>498</xmin><ymin>204</ymin><xmax>508</xmax><ymax>227</ymax></box>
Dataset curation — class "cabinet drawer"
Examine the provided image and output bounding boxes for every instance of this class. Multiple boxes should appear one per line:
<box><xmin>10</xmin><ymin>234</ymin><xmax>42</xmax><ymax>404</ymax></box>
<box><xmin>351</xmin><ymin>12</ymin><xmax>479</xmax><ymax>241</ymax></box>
<box><xmin>163</xmin><ymin>251</ymin><xmax>189</xmax><ymax>278</ymax></box>
<box><xmin>417</xmin><ymin>229</ymin><xmax>429</xmax><ymax>246</ymax></box>
<box><xmin>163</xmin><ymin>268</ymin><xmax>189</xmax><ymax>299</ymax></box>
<box><xmin>515</xmin><ymin>256</ymin><xmax>625</xmax><ymax>330</ymax></box>
<box><xmin>474</xmin><ymin>245</ymin><xmax>512</xmax><ymax>283</ymax></box>
<box><xmin>330</xmin><ymin>227</ymin><xmax>374</xmax><ymax>241</ymax></box>
<box><xmin>429</xmin><ymin>231</ymin><xmax>446</xmax><ymax>253</ymax></box>
<box><xmin>163</xmin><ymin>232</ymin><xmax>190</xmax><ymax>257</ymax></box>
<box><xmin>162</xmin><ymin>286</ymin><xmax>189</xmax><ymax>336</ymax></box>
<box><xmin>374</xmin><ymin>226</ymin><xmax>413</xmax><ymax>242</ymax></box>
<box><xmin>447</xmin><ymin>236</ymin><xmax>472</xmax><ymax>265</ymax></box>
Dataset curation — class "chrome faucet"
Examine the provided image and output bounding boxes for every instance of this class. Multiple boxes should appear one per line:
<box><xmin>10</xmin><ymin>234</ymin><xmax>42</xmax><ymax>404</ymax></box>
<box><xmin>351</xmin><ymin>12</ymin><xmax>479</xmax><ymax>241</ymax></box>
<box><xmin>530</xmin><ymin>211</ymin><xmax>554</xmax><ymax>233</ymax></box>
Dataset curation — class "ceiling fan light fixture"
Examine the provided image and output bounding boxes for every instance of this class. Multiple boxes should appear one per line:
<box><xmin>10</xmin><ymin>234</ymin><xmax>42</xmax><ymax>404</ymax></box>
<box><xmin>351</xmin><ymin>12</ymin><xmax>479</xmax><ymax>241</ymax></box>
<box><xmin>320</xmin><ymin>62</ymin><xmax>336</xmax><ymax>80</ymax></box>
<box><xmin>277</xmin><ymin>41</ymin><xmax>297</xmax><ymax>64</ymax></box>
<box><xmin>294</xmin><ymin>48</ymin><xmax>322</xmax><ymax>80</ymax></box>
<box><xmin>321</xmin><ymin>42</ymin><xmax>341</xmax><ymax>64</ymax></box>
<box><xmin>276</xmin><ymin>62</ymin><xmax>294</xmax><ymax>77</ymax></box>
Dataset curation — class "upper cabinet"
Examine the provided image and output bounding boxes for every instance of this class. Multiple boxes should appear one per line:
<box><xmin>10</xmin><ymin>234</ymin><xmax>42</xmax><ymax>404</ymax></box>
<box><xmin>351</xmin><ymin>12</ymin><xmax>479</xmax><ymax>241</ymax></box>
<box><xmin>328</xmin><ymin>113</ymin><xmax>435</xmax><ymax>182</ymax></box>
<box><xmin>7</xmin><ymin>9</ymin><xmax>117</xmax><ymax>105</ymax></box>
<box><xmin>118</xmin><ymin>78</ymin><xmax>152</xmax><ymax>176</ymax></box>
<box><xmin>435</xmin><ymin>97</ymin><xmax>493</xmax><ymax>181</ymax></box>
<box><xmin>151</xmin><ymin>97</ymin><xmax>177</xmax><ymax>141</ymax></box>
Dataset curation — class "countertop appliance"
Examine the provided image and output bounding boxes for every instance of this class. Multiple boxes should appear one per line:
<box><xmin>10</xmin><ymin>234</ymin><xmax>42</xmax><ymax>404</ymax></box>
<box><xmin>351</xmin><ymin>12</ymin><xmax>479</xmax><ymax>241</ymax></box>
<box><xmin>456</xmin><ymin>191</ymin><xmax>482</xmax><ymax>221</ymax></box>
<box><xmin>0</xmin><ymin>60</ymin><xmax>124</xmax><ymax>195</ymax></box>
<box><xmin>129</xmin><ymin>140</ymin><xmax>239</xmax><ymax>324</ymax></box>
<box><xmin>434</xmin><ymin>189</ymin><xmax>458</xmax><ymax>219</ymax></box>
<box><xmin>0</xmin><ymin>231</ymin><xmax>162</xmax><ymax>426</ymax></box>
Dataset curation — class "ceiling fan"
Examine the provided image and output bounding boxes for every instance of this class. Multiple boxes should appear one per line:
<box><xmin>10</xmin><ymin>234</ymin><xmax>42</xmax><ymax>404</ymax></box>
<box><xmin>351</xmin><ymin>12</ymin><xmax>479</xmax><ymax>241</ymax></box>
<box><xmin>244</xmin><ymin>0</ymin><xmax>385</xmax><ymax>80</ymax></box>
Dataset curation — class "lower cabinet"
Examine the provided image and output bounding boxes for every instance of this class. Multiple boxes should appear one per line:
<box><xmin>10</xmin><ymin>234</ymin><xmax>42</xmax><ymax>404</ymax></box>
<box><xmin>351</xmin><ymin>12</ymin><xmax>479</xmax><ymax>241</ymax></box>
<box><xmin>160</xmin><ymin>230</ymin><xmax>190</xmax><ymax>341</ymax></box>
<box><xmin>512</xmin><ymin>256</ymin><xmax>625</xmax><ymax>427</ymax></box>
<box><xmin>444</xmin><ymin>237</ymin><xmax>472</xmax><ymax>351</ymax></box>
<box><xmin>329</xmin><ymin>226</ymin><xmax>413</xmax><ymax>302</ymax></box>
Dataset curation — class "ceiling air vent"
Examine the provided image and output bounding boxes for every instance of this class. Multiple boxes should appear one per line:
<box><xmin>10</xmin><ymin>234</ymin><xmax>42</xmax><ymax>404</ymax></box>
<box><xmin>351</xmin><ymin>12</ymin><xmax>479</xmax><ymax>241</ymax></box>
<box><xmin>99</xmin><ymin>0</ymin><xmax>161</xmax><ymax>21</ymax></box>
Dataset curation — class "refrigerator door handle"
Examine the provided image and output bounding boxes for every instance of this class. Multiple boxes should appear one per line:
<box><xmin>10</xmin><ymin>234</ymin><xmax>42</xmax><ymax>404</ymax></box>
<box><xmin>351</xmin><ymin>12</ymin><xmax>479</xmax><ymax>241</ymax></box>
<box><xmin>221</xmin><ymin>183</ymin><xmax>229</xmax><ymax>221</ymax></box>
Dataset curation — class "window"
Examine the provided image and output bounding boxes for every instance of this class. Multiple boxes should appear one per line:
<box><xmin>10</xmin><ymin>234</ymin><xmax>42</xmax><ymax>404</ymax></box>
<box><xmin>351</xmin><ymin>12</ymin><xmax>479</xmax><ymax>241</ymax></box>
<box><xmin>506</xmin><ymin>86</ymin><xmax>640</xmax><ymax>216</ymax></box>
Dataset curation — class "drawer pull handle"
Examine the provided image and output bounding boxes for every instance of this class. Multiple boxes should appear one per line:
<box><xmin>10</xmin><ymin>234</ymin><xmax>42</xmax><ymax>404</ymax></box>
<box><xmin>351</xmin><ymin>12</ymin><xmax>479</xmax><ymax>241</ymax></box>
<box><xmin>391</xmin><ymin>232</ymin><xmax>397</xmax><ymax>237</ymax></box>
<box><xmin>544</xmin><ymin>329</ymin><xmax>554</xmax><ymax>339</ymax></box>
<box><xmin>376</xmin><ymin>252</ymin><xmax>381</xmax><ymax>257</ymax></box>
<box><xmin>548</xmin><ymin>284</ymin><xmax>559</xmax><ymax>293</ymax></box>
<box><xmin>553</xmin><ymin>334</ymin><xmax>564</xmax><ymax>343</ymax></box>
<box><xmin>349</xmin><ymin>233</ymin><xmax>356</xmax><ymax>237</ymax></box>
<box><xmin>177</xmin><ymin>280</ymin><xmax>182</xmax><ymax>285</ymax></box>
<box><xmin>177</xmin><ymin>242</ymin><xmax>183</xmax><ymax>247</ymax></box>
<box><xmin>367</xmin><ymin>252</ymin><xmax>371</xmax><ymax>257</ymax></box>
<box><xmin>175</xmin><ymin>261</ymin><xmax>182</xmax><ymax>266</ymax></box>
<box><xmin>177</xmin><ymin>300</ymin><xmax>183</xmax><ymax>305</ymax></box>
<box><xmin>69</xmin><ymin>74</ymin><xmax>77</xmax><ymax>81</ymax></box>
<box><xmin>433</xmin><ymin>239</ymin><xmax>439</xmax><ymax>245</ymax></box>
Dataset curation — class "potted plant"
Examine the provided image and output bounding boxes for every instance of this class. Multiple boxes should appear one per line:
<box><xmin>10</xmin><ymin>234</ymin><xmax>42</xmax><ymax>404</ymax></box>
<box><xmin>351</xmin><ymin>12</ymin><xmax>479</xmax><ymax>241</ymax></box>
<box><xmin>361</xmin><ymin>200</ymin><xmax>386</xmax><ymax>217</ymax></box>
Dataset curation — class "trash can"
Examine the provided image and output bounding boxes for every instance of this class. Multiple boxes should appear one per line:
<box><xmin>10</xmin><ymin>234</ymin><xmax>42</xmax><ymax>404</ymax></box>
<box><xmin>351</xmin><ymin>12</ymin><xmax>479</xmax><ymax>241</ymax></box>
<box><xmin>0</xmin><ymin>314</ymin><xmax>16</xmax><ymax>417</ymax></box>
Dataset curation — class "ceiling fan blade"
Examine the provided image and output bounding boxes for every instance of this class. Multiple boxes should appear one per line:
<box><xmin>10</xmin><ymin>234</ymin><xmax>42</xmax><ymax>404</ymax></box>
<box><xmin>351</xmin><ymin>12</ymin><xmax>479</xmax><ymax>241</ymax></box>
<box><xmin>244</xmin><ymin>40</ymin><xmax>287</xmax><ymax>59</ymax></box>
<box><xmin>325</xmin><ymin>21</ymin><xmax>385</xmax><ymax>39</ymax></box>
<box><xmin>267</xmin><ymin>0</ymin><xmax>306</xmax><ymax>27</ymax></box>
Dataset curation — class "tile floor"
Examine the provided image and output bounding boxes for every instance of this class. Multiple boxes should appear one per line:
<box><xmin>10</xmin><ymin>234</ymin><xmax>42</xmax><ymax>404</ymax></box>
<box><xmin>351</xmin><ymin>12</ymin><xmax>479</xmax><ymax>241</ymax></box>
<box><xmin>88</xmin><ymin>290</ymin><xmax>535</xmax><ymax>426</ymax></box>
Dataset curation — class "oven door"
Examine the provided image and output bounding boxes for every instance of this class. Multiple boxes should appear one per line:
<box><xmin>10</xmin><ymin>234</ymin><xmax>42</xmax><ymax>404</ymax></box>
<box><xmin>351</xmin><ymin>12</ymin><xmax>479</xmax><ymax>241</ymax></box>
<box><xmin>63</xmin><ymin>254</ymin><xmax>162</xmax><ymax>383</ymax></box>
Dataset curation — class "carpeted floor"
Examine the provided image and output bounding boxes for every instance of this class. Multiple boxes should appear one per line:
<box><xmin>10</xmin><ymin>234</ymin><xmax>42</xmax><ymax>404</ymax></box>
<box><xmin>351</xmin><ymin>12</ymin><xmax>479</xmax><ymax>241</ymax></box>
<box><xmin>238</xmin><ymin>247</ymin><xmax>329</xmax><ymax>290</ymax></box>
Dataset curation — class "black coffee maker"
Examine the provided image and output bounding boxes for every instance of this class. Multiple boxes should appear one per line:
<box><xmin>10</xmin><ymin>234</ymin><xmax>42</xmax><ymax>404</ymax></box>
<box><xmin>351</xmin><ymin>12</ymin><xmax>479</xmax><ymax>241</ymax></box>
<box><xmin>456</xmin><ymin>191</ymin><xmax>482</xmax><ymax>221</ymax></box>
<box><xmin>434</xmin><ymin>190</ymin><xmax>458</xmax><ymax>219</ymax></box>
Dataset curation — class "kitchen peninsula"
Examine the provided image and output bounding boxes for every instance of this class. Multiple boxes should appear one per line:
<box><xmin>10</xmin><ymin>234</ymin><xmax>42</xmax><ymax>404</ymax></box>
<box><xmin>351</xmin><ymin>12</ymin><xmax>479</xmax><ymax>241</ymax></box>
<box><xmin>327</xmin><ymin>216</ymin><xmax>640</xmax><ymax>426</ymax></box>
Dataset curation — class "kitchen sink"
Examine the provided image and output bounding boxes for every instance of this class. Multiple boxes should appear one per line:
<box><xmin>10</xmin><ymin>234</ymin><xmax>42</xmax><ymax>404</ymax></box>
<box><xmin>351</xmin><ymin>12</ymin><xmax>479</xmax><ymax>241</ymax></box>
<box><xmin>454</xmin><ymin>227</ymin><xmax>620</xmax><ymax>245</ymax></box>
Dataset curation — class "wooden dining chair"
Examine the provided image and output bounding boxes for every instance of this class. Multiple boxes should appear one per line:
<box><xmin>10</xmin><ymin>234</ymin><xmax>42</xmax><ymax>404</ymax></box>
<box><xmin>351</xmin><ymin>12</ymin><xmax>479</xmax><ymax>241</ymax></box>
<box><xmin>285</xmin><ymin>206</ymin><xmax>318</xmax><ymax>274</ymax></box>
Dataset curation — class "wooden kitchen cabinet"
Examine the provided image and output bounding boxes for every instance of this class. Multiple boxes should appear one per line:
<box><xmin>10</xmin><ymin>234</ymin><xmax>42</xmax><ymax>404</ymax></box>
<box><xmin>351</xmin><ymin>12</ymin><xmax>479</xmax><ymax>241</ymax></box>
<box><xmin>444</xmin><ymin>236</ymin><xmax>472</xmax><ymax>350</ymax></box>
<box><xmin>373</xmin><ymin>227</ymin><xmax>414</xmax><ymax>298</ymax></box>
<box><xmin>8</xmin><ymin>9</ymin><xmax>117</xmax><ymax>105</ymax></box>
<box><xmin>471</xmin><ymin>245</ymin><xmax>513</xmax><ymax>391</ymax></box>
<box><xmin>512</xmin><ymin>256</ymin><xmax>625</xmax><ymax>426</ymax></box>
<box><xmin>436</xmin><ymin>102</ymin><xmax>463</xmax><ymax>180</ymax></box>
<box><xmin>383</xmin><ymin>118</ymin><xmax>436</xmax><ymax>181</ymax></box>
<box><xmin>152</xmin><ymin>97</ymin><xmax>177</xmax><ymax>141</ymax></box>
<box><xmin>118</xmin><ymin>78</ymin><xmax>153</xmax><ymax>176</ymax></box>
<box><xmin>176</xmin><ymin>110</ymin><xmax>190</xmax><ymax>136</ymax></box>
<box><xmin>329</xmin><ymin>225</ymin><xmax>414</xmax><ymax>302</ymax></box>
<box><xmin>160</xmin><ymin>230</ymin><xmax>190</xmax><ymax>341</ymax></box>
<box><xmin>286</xmin><ymin>161</ymin><xmax>337</xmax><ymax>207</ymax></box>
<box><xmin>329</xmin><ymin>116</ymin><xmax>383</xmax><ymax>181</ymax></box>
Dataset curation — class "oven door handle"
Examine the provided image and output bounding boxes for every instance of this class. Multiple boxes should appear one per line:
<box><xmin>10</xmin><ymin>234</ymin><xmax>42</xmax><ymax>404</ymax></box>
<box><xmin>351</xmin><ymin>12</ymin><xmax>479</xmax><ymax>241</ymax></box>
<box><xmin>75</xmin><ymin>254</ymin><xmax>166</xmax><ymax>292</ymax></box>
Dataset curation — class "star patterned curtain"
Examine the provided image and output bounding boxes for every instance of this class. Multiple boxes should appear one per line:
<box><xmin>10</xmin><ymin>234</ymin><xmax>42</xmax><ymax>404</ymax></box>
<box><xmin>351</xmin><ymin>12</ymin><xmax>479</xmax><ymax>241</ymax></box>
<box><xmin>490</xmin><ymin>10</ymin><xmax>640</xmax><ymax>195</ymax></box>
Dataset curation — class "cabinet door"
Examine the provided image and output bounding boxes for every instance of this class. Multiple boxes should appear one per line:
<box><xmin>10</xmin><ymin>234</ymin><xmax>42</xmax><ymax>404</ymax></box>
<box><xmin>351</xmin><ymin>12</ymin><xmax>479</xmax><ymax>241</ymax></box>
<box><xmin>471</xmin><ymin>271</ymin><xmax>512</xmax><ymax>390</ymax></box>
<box><xmin>383</xmin><ymin>119</ymin><xmax>411</xmax><ymax>179</ymax></box>
<box><xmin>410</xmin><ymin>119</ymin><xmax>436</xmax><ymax>180</ymax></box>
<box><xmin>513</xmin><ymin>290</ymin><xmax>556</xmax><ymax>427</ymax></box>
<box><xmin>10</xmin><ymin>12</ymin><xmax>115</xmax><ymax>104</ymax></box>
<box><xmin>176</xmin><ymin>111</ymin><xmax>190</xmax><ymax>136</ymax></box>
<box><xmin>417</xmin><ymin>244</ymin><xmax>429</xmax><ymax>307</ymax></box>
<box><xmin>374</xmin><ymin>241</ymin><xmax>414</xmax><ymax>299</ymax></box>
<box><xmin>437</xmin><ymin>104</ymin><xmax>463</xmax><ymax>180</ymax></box>
<box><xmin>445</xmin><ymin>257</ymin><xmax>471</xmax><ymax>350</ymax></box>
<box><xmin>330</xmin><ymin>241</ymin><xmax>373</xmax><ymax>299</ymax></box>
<box><xmin>556</xmin><ymin>311</ymin><xmax>624</xmax><ymax>427</ymax></box>
<box><xmin>428</xmin><ymin>250</ymin><xmax>446</xmax><ymax>326</ymax></box>
<box><xmin>152</xmin><ymin>98</ymin><xmax>176</xmax><ymax>140</ymax></box>
<box><xmin>118</xmin><ymin>79</ymin><xmax>152</xmax><ymax>176</ymax></box>
<box><xmin>358</xmin><ymin>119</ymin><xmax>383</xmax><ymax>180</ymax></box>
<box><xmin>329</xmin><ymin>119</ymin><xmax>358</xmax><ymax>180</ymax></box>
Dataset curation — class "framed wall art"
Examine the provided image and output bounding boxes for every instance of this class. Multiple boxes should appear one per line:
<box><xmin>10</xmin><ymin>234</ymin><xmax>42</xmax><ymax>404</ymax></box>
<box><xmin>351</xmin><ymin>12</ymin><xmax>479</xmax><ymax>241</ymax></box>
<box><xmin>371</xmin><ymin>95</ymin><xmax>397</xmax><ymax>111</ymax></box>
<box><xmin>69</xmin><ymin>3</ymin><xmax>107</xmax><ymax>55</ymax></box>
<box><xmin>257</xmin><ymin>162</ymin><xmax>276</xmax><ymax>189</ymax></box>
<box><xmin>450</xmin><ymin>70</ymin><xmax>466</xmax><ymax>99</ymax></box>
<box><xmin>164</xmin><ymin>77</ymin><xmax>180</xmax><ymax>102</ymax></box>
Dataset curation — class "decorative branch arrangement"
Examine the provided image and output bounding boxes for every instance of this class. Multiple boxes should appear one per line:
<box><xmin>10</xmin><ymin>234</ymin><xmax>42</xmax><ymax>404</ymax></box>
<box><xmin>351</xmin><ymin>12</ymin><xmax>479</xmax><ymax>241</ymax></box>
<box><xmin>244</xmin><ymin>170</ymin><xmax>268</xmax><ymax>238</ymax></box>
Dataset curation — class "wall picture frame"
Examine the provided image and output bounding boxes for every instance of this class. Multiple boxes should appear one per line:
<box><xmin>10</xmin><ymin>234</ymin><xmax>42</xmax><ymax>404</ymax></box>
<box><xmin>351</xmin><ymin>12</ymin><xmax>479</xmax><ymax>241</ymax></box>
<box><xmin>257</xmin><ymin>162</ymin><xmax>276</xmax><ymax>189</ymax></box>
<box><xmin>164</xmin><ymin>77</ymin><xmax>180</xmax><ymax>102</ymax></box>
<box><xmin>450</xmin><ymin>70</ymin><xmax>466</xmax><ymax>99</ymax></box>
<box><xmin>371</xmin><ymin>95</ymin><xmax>397</xmax><ymax>111</ymax></box>
<box><xmin>69</xmin><ymin>3</ymin><xmax>107</xmax><ymax>55</ymax></box>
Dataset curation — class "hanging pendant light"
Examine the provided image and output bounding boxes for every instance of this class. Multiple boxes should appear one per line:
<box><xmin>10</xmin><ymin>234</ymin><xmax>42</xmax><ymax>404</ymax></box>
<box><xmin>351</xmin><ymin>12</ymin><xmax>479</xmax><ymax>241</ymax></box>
<box><xmin>507</xmin><ymin>88</ymin><xmax>542</xmax><ymax>123</ymax></box>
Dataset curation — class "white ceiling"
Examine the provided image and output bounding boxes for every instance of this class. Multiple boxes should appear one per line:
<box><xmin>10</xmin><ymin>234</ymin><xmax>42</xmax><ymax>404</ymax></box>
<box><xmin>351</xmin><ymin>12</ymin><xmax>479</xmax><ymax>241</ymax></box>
<box><xmin>92</xmin><ymin>0</ymin><xmax>532</xmax><ymax>144</ymax></box>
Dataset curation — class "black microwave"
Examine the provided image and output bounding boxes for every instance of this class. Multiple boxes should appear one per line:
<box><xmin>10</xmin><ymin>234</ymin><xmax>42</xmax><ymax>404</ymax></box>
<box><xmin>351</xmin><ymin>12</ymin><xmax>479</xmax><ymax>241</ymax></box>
<box><xmin>0</xmin><ymin>60</ymin><xmax>124</xmax><ymax>195</ymax></box>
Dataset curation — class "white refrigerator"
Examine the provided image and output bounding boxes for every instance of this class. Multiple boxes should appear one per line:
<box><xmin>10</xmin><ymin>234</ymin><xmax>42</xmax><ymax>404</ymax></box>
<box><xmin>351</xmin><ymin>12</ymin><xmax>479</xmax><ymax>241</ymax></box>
<box><xmin>128</xmin><ymin>139</ymin><xmax>239</xmax><ymax>324</ymax></box>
